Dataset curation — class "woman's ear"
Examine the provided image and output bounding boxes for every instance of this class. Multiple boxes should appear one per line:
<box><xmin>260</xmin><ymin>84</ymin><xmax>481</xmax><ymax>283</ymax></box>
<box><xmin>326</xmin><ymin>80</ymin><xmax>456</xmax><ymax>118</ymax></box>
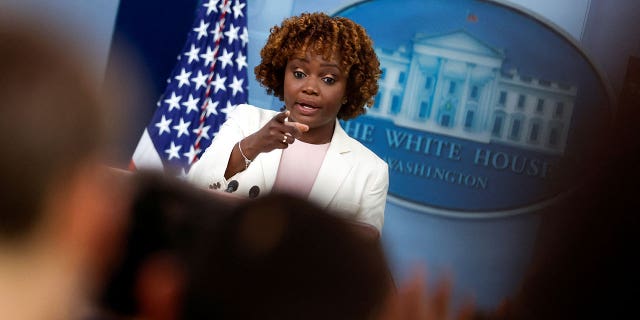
<box><xmin>136</xmin><ymin>253</ymin><xmax>185</xmax><ymax>320</ymax></box>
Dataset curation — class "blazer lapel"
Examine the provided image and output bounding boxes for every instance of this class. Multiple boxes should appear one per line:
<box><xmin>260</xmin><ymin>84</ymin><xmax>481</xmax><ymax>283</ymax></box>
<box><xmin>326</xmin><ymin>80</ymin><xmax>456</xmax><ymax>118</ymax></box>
<box><xmin>308</xmin><ymin>121</ymin><xmax>354</xmax><ymax>209</ymax></box>
<box><xmin>260</xmin><ymin>147</ymin><xmax>282</xmax><ymax>193</ymax></box>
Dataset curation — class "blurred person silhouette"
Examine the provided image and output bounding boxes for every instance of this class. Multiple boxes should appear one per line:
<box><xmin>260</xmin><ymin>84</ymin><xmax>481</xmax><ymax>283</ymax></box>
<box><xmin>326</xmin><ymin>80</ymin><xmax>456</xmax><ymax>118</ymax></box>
<box><xmin>0</xmin><ymin>18</ymin><xmax>129</xmax><ymax>320</ymax></box>
<box><xmin>94</xmin><ymin>170</ymin><xmax>237</xmax><ymax>320</ymax></box>
<box><xmin>180</xmin><ymin>193</ymin><xmax>394</xmax><ymax>320</ymax></box>
<box><xmin>476</xmin><ymin>118</ymin><xmax>639</xmax><ymax>319</ymax></box>
<box><xmin>94</xmin><ymin>189</ymin><xmax>393</xmax><ymax>320</ymax></box>
<box><xmin>94</xmin><ymin>174</ymin><xmax>477</xmax><ymax>320</ymax></box>
<box><xmin>188</xmin><ymin>12</ymin><xmax>389</xmax><ymax>233</ymax></box>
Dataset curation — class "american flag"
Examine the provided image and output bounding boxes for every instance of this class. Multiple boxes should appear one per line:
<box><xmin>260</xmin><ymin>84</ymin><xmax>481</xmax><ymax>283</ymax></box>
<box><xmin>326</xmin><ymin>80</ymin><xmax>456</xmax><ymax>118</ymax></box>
<box><xmin>130</xmin><ymin>0</ymin><xmax>248</xmax><ymax>176</ymax></box>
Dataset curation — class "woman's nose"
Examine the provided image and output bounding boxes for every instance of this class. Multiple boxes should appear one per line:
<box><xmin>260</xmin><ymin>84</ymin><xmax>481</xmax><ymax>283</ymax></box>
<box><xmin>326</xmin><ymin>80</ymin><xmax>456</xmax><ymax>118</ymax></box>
<box><xmin>301</xmin><ymin>78</ymin><xmax>319</xmax><ymax>95</ymax></box>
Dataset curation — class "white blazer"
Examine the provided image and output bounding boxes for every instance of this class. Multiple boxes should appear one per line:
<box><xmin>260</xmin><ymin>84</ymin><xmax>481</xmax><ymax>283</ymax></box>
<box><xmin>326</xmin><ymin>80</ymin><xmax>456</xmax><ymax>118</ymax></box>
<box><xmin>188</xmin><ymin>104</ymin><xmax>388</xmax><ymax>231</ymax></box>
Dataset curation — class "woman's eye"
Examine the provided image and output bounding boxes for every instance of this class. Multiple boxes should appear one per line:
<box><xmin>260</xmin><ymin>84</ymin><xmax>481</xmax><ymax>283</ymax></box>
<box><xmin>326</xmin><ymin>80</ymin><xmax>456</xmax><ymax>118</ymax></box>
<box><xmin>293</xmin><ymin>71</ymin><xmax>305</xmax><ymax>79</ymax></box>
<box><xmin>322</xmin><ymin>77</ymin><xmax>336</xmax><ymax>85</ymax></box>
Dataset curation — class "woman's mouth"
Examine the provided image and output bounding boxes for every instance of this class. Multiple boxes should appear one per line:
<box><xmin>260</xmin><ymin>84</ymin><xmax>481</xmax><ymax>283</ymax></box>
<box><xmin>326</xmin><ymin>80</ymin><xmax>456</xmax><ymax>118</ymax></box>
<box><xmin>294</xmin><ymin>102</ymin><xmax>319</xmax><ymax>115</ymax></box>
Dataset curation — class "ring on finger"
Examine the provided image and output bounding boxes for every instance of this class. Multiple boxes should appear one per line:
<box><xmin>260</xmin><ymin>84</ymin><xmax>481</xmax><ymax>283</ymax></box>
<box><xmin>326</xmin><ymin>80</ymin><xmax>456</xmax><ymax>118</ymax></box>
<box><xmin>282</xmin><ymin>135</ymin><xmax>287</xmax><ymax>143</ymax></box>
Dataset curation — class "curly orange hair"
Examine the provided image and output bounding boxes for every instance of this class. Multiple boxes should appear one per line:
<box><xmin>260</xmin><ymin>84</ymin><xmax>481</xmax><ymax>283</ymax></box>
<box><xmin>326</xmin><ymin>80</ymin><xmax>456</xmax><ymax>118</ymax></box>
<box><xmin>254</xmin><ymin>12</ymin><xmax>381</xmax><ymax>120</ymax></box>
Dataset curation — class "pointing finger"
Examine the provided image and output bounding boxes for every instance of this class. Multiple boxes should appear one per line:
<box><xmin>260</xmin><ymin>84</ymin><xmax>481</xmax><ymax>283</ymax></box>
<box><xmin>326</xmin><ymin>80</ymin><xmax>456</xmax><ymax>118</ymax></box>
<box><xmin>285</xmin><ymin>121</ymin><xmax>309</xmax><ymax>134</ymax></box>
<box><xmin>273</xmin><ymin>110</ymin><xmax>289</xmax><ymax>123</ymax></box>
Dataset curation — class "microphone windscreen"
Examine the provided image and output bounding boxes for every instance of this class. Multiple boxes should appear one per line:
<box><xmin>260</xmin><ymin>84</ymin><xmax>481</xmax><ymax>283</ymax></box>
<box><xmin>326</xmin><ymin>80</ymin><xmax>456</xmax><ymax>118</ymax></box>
<box><xmin>249</xmin><ymin>185</ymin><xmax>260</xmax><ymax>199</ymax></box>
<box><xmin>226</xmin><ymin>180</ymin><xmax>239</xmax><ymax>192</ymax></box>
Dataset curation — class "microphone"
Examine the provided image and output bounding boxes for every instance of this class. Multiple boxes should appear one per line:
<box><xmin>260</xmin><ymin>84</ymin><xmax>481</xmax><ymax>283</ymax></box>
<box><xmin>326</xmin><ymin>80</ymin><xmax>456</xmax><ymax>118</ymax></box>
<box><xmin>248</xmin><ymin>185</ymin><xmax>260</xmax><ymax>199</ymax></box>
<box><xmin>225</xmin><ymin>180</ymin><xmax>239</xmax><ymax>193</ymax></box>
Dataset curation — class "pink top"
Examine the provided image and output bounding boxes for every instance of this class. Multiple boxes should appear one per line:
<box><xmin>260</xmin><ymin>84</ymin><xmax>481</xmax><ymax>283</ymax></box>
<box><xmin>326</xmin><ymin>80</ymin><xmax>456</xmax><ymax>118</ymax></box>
<box><xmin>272</xmin><ymin>140</ymin><xmax>330</xmax><ymax>198</ymax></box>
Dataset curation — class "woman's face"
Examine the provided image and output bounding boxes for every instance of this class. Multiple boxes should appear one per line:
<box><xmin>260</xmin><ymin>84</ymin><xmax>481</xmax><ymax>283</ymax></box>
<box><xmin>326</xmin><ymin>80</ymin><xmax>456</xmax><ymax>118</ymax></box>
<box><xmin>283</xmin><ymin>50</ymin><xmax>347</xmax><ymax>142</ymax></box>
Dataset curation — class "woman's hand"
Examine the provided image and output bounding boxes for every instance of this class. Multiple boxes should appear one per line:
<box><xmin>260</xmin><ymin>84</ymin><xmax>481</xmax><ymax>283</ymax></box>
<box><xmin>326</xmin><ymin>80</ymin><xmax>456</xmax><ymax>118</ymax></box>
<box><xmin>243</xmin><ymin>110</ymin><xmax>309</xmax><ymax>156</ymax></box>
<box><xmin>224</xmin><ymin>110</ymin><xmax>308</xmax><ymax>179</ymax></box>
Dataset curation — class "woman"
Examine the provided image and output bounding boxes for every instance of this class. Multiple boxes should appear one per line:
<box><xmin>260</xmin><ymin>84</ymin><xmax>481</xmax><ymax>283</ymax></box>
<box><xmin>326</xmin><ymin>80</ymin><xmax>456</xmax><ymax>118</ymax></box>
<box><xmin>188</xmin><ymin>12</ymin><xmax>388</xmax><ymax>231</ymax></box>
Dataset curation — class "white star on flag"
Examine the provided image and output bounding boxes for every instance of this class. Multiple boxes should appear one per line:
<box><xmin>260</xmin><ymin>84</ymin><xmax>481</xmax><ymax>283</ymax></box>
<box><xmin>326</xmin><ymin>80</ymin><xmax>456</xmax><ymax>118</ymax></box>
<box><xmin>211</xmin><ymin>74</ymin><xmax>227</xmax><ymax>93</ymax></box>
<box><xmin>193</xmin><ymin>20</ymin><xmax>210</xmax><ymax>40</ymax></box>
<box><xmin>235</xmin><ymin>52</ymin><xmax>247</xmax><ymax>71</ymax></box>
<box><xmin>200</xmin><ymin>46</ymin><xmax>216</xmax><ymax>66</ymax></box>
<box><xmin>229</xmin><ymin>76</ymin><xmax>244</xmax><ymax>96</ymax></box>
<box><xmin>191</xmin><ymin>70</ymin><xmax>209</xmax><ymax>90</ymax></box>
<box><xmin>184</xmin><ymin>44</ymin><xmax>201</xmax><ymax>64</ymax></box>
<box><xmin>165</xmin><ymin>142</ymin><xmax>182</xmax><ymax>160</ymax></box>
<box><xmin>155</xmin><ymin>115</ymin><xmax>172</xmax><ymax>135</ymax></box>
<box><xmin>217</xmin><ymin>48</ymin><xmax>234</xmax><ymax>69</ymax></box>
<box><xmin>206</xmin><ymin>99</ymin><xmax>219</xmax><ymax>116</ymax></box>
<box><xmin>173</xmin><ymin>118</ymin><xmax>191</xmax><ymax>138</ymax></box>
<box><xmin>174</xmin><ymin>68</ymin><xmax>192</xmax><ymax>88</ymax></box>
<box><xmin>164</xmin><ymin>92</ymin><xmax>182</xmax><ymax>111</ymax></box>
<box><xmin>182</xmin><ymin>95</ymin><xmax>201</xmax><ymax>114</ymax></box>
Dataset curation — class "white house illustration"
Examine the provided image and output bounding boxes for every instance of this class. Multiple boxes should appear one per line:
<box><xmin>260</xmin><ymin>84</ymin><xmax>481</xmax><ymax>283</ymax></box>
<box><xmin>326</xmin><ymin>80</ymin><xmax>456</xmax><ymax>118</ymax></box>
<box><xmin>370</xmin><ymin>31</ymin><xmax>577</xmax><ymax>154</ymax></box>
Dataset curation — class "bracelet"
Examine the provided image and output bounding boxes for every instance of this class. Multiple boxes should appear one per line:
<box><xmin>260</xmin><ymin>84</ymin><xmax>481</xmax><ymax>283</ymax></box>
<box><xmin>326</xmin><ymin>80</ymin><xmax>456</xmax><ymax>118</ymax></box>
<box><xmin>237</xmin><ymin>139</ymin><xmax>251</xmax><ymax>169</ymax></box>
